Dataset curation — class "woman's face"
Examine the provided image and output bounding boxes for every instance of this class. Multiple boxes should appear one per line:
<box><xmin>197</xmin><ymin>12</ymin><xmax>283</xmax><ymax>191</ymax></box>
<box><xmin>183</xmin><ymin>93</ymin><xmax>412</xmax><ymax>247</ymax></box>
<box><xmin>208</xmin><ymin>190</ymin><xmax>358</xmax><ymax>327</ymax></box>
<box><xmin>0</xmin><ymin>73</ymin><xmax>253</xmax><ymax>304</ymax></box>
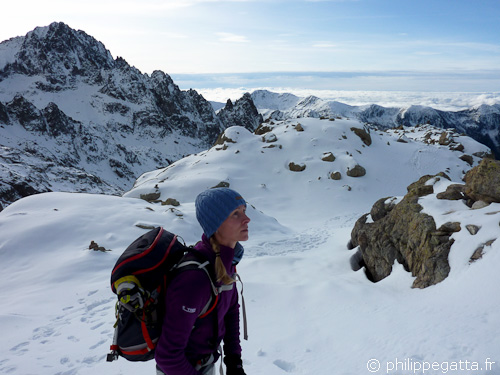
<box><xmin>215</xmin><ymin>205</ymin><xmax>250</xmax><ymax>248</ymax></box>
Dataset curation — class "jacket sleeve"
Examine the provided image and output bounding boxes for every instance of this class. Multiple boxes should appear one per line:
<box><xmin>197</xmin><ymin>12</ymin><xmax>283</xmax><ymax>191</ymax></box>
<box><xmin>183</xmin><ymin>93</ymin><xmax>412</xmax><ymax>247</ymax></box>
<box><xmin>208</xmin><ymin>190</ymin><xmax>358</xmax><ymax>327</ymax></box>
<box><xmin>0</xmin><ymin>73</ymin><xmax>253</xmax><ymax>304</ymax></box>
<box><xmin>222</xmin><ymin>285</ymin><xmax>242</xmax><ymax>356</ymax></box>
<box><xmin>155</xmin><ymin>269</ymin><xmax>212</xmax><ymax>375</ymax></box>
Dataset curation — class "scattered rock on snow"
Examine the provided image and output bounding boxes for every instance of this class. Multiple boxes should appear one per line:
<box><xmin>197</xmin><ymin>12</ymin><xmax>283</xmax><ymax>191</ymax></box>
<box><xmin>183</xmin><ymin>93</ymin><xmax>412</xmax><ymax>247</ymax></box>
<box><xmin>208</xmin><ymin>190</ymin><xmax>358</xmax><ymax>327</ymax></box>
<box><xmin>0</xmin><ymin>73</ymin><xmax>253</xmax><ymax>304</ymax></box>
<box><xmin>262</xmin><ymin>133</ymin><xmax>278</xmax><ymax>143</ymax></box>
<box><xmin>140</xmin><ymin>192</ymin><xmax>161</xmax><ymax>202</ymax></box>
<box><xmin>214</xmin><ymin>132</ymin><xmax>237</xmax><ymax>146</ymax></box>
<box><xmin>329</xmin><ymin>171</ymin><xmax>342</xmax><ymax>180</ymax></box>
<box><xmin>459</xmin><ymin>154</ymin><xmax>474</xmax><ymax>166</ymax></box>
<box><xmin>471</xmin><ymin>201</ymin><xmax>490</xmax><ymax>210</ymax></box>
<box><xmin>254</xmin><ymin>123</ymin><xmax>274</xmax><ymax>135</ymax></box>
<box><xmin>321</xmin><ymin>152</ymin><xmax>335</xmax><ymax>162</ymax></box>
<box><xmin>346</xmin><ymin>164</ymin><xmax>366</xmax><ymax>177</ymax></box>
<box><xmin>89</xmin><ymin>240</ymin><xmax>110</xmax><ymax>252</ymax></box>
<box><xmin>162</xmin><ymin>198</ymin><xmax>180</xmax><ymax>206</ymax></box>
<box><xmin>470</xmin><ymin>239</ymin><xmax>496</xmax><ymax>263</ymax></box>
<box><xmin>350</xmin><ymin>127</ymin><xmax>372</xmax><ymax>146</ymax></box>
<box><xmin>466</xmin><ymin>224</ymin><xmax>481</xmax><ymax>235</ymax></box>
<box><xmin>295</xmin><ymin>123</ymin><xmax>304</xmax><ymax>132</ymax></box>
<box><xmin>288</xmin><ymin>162</ymin><xmax>306</xmax><ymax>172</ymax></box>
<box><xmin>212</xmin><ymin>181</ymin><xmax>230</xmax><ymax>188</ymax></box>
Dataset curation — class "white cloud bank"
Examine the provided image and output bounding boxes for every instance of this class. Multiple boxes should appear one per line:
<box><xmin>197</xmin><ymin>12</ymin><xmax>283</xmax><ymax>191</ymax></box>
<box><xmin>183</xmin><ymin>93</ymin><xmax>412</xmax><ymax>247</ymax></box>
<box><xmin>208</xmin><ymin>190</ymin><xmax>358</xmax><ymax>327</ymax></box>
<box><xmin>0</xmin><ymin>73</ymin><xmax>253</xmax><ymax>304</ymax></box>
<box><xmin>171</xmin><ymin>71</ymin><xmax>500</xmax><ymax>110</ymax></box>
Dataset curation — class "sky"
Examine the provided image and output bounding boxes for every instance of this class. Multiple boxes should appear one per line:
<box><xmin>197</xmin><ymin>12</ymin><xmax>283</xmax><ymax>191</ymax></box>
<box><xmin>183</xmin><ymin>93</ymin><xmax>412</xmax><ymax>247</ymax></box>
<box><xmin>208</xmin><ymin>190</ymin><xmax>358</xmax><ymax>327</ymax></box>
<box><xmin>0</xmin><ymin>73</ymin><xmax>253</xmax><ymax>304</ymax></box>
<box><xmin>1</xmin><ymin>0</ymin><xmax>500</xmax><ymax>93</ymax></box>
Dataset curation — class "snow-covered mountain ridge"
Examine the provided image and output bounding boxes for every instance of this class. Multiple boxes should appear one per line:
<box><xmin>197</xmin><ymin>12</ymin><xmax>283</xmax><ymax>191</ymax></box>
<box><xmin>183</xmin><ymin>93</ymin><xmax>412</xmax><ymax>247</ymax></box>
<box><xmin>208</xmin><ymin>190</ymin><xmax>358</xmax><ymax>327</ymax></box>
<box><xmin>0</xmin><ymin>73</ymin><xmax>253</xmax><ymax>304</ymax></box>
<box><xmin>125</xmin><ymin>117</ymin><xmax>490</xmax><ymax>231</ymax></box>
<box><xmin>250</xmin><ymin>90</ymin><xmax>500</xmax><ymax>158</ymax></box>
<box><xmin>0</xmin><ymin>22</ymin><xmax>262</xmax><ymax>209</ymax></box>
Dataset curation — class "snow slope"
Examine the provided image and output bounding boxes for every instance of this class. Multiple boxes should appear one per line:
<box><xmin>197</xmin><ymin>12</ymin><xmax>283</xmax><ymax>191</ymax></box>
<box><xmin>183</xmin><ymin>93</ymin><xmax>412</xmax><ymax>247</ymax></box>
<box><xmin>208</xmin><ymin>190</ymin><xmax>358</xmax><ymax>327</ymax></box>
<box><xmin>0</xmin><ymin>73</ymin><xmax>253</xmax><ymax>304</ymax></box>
<box><xmin>0</xmin><ymin>118</ymin><xmax>498</xmax><ymax>375</ymax></box>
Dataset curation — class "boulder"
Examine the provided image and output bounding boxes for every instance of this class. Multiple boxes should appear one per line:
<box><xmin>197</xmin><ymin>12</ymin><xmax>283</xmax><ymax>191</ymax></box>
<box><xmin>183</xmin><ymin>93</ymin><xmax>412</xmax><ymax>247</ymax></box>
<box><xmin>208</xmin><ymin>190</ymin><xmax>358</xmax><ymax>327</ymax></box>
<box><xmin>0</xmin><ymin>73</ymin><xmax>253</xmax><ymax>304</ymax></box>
<box><xmin>162</xmin><ymin>198</ymin><xmax>180</xmax><ymax>206</ymax></box>
<box><xmin>329</xmin><ymin>171</ymin><xmax>342</xmax><ymax>180</ymax></box>
<box><xmin>289</xmin><ymin>162</ymin><xmax>306</xmax><ymax>172</ymax></box>
<box><xmin>295</xmin><ymin>123</ymin><xmax>304</xmax><ymax>132</ymax></box>
<box><xmin>436</xmin><ymin>184</ymin><xmax>465</xmax><ymax>200</ymax></box>
<box><xmin>214</xmin><ymin>132</ymin><xmax>236</xmax><ymax>146</ymax></box>
<box><xmin>464</xmin><ymin>158</ymin><xmax>500</xmax><ymax>203</ymax></box>
<box><xmin>346</xmin><ymin>164</ymin><xmax>366</xmax><ymax>177</ymax></box>
<box><xmin>262</xmin><ymin>133</ymin><xmax>278</xmax><ymax>143</ymax></box>
<box><xmin>350</xmin><ymin>127</ymin><xmax>372</xmax><ymax>146</ymax></box>
<box><xmin>322</xmin><ymin>152</ymin><xmax>335</xmax><ymax>162</ymax></box>
<box><xmin>140</xmin><ymin>192</ymin><xmax>161</xmax><ymax>202</ymax></box>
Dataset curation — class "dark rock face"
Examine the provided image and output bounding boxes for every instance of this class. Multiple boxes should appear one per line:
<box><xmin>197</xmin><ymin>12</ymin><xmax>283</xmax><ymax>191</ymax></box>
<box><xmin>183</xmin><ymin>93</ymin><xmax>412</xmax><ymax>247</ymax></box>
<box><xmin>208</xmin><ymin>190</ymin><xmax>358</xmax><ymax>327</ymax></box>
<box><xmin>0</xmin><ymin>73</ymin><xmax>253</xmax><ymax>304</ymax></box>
<box><xmin>217</xmin><ymin>93</ymin><xmax>263</xmax><ymax>132</ymax></box>
<box><xmin>6</xmin><ymin>95</ymin><xmax>46</xmax><ymax>132</ymax></box>
<box><xmin>1</xmin><ymin>22</ymin><xmax>115</xmax><ymax>84</ymax></box>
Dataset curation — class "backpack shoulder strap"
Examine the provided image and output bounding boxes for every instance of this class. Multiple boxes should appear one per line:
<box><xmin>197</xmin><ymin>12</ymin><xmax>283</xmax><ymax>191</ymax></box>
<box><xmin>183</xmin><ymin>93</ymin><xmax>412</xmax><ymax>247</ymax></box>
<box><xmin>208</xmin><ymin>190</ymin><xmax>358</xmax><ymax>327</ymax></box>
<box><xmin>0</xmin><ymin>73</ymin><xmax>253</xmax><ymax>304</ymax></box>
<box><xmin>173</xmin><ymin>250</ymin><xmax>220</xmax><ymax>317</ymax></box>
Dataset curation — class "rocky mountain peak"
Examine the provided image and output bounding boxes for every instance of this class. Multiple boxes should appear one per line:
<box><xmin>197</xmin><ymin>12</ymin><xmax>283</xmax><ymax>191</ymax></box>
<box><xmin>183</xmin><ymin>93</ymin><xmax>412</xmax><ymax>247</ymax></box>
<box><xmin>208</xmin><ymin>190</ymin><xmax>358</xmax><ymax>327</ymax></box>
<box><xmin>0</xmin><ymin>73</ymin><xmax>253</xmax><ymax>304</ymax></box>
<box><xmin>217</xmin><ymin>92</ymin><xmax>263</xmax><ymax>132</ymax></box>
<box><xmin>2</xmin><ymin>22</ymin><xmax>114</xmax><ymax>79</ymax></box>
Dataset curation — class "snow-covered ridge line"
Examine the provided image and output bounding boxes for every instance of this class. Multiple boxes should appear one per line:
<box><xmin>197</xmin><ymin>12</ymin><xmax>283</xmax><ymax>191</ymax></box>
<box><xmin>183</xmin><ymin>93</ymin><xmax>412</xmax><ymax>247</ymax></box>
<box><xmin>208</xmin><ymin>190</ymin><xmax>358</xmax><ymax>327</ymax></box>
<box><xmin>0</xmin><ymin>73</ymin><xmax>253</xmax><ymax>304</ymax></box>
<box><xmin>248</xmin><ymin>89</ymin><xmax>500</xmax><ymax>158</ymax></box>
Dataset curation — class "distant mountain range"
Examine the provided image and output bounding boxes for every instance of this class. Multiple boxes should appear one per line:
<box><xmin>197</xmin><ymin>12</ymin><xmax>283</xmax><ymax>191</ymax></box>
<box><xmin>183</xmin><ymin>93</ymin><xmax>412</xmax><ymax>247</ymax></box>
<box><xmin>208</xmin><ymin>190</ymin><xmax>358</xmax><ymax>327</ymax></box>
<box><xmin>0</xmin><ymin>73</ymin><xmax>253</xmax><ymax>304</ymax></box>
<box><xmin>0</xmin><ymin>22</ymin><xmax>498</xmax><ymax>211</ymax></box>
<box><xmin>249</xmin><ymin>90</ymin><xmax>500</xmax><ymax>159</ymax></box>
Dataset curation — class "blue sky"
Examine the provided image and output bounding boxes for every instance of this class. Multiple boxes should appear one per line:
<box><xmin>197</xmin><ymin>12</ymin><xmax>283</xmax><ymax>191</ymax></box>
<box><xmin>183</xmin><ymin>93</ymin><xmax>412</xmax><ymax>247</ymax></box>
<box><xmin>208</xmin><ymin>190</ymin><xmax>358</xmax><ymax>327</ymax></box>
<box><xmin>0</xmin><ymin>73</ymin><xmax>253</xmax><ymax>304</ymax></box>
<box><xmin>1</xmin><ymin>0</ymin><xmax>500</xmax><ymax>92</ymax></box>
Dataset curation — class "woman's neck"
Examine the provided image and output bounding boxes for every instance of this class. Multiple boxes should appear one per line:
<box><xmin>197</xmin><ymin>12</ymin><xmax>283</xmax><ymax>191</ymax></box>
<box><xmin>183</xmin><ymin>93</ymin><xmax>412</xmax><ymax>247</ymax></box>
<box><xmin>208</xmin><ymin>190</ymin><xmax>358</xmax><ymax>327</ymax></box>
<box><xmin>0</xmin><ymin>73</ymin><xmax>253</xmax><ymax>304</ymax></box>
<box><xmin>214</xmin><ymin>233</ymin><xmax>236</xmax><ymax>249</ymax></box>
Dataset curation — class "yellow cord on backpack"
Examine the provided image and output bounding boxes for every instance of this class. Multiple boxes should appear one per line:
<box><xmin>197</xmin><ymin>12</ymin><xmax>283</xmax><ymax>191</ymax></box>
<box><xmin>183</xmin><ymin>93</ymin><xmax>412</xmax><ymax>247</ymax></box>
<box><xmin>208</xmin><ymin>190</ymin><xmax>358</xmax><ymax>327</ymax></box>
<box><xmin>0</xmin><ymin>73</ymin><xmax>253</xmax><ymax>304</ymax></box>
<box><xmin>115</xmin><ymin>275</ymin><xmax>144</xmax><ymax>309</ymax></box>
<box><xmin>114</xmin><ymin>275</ymin><xmax>142</xmax><ymax>291</ymax></box>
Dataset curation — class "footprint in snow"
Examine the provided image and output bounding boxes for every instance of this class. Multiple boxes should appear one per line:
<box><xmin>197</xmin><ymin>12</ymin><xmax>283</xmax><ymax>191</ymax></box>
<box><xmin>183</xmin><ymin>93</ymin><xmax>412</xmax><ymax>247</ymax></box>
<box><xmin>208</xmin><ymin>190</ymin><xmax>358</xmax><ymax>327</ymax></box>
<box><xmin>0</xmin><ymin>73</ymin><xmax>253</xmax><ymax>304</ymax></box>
<box><xmin>0</xmin><ymin>363</ymin><xmax>17</xmax><ymax>374</ymax></box>
<box><xmin>9</xmin><ymin>341</ymin><xmax>29</xmax><ymax>354</ymax></box>
<box><xmin>85</xmin><ymin>297</ymin><xmax>115</xmax><ymax>312</ymax></box>
<box><xmin>89</xmin><ymin>339</ymin><xmax>106</xmax><ymax>350</ymax></box>
<box><xmin>90</xmin><ymin>322</ymin><xmax>104</xmax><ymax>330</ymax></box>
<box><xmin>32</xmin><ymin>326</ymin><xmax>57</xmax><ymax>339</ymax></box>
<box><xmin>273</xmin><ymin>359</ymin><xmax>296</xmax><ymax>373</ymax></box>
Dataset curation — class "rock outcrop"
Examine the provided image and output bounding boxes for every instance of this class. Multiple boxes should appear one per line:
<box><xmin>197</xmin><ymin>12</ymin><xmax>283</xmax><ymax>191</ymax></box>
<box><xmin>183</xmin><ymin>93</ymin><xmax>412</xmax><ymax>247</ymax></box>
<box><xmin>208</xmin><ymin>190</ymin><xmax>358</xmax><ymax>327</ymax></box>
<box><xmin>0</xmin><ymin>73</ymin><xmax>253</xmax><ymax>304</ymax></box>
<box><xmin>348</xmin><ymin>158</ymin><xmax>500</xmax><ymax>288</ymax></box>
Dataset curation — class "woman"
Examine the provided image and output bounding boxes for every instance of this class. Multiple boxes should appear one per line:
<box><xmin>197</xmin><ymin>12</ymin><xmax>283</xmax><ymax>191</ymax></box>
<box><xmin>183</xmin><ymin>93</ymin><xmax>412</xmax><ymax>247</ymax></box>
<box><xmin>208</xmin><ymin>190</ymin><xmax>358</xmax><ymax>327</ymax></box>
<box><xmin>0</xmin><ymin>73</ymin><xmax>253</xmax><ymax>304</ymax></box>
<box><xmin>155</xmin><ymin>187</ymin><xmax>249</xmax><ymax>375</ymax></box>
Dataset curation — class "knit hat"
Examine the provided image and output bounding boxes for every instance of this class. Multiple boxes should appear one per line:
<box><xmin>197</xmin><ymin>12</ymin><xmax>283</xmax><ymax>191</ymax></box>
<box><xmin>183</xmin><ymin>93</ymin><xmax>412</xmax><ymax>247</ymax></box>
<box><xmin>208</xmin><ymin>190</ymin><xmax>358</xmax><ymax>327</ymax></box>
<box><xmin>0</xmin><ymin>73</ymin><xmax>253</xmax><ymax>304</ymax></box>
<box><xmin>195</xmin><ymin>188</ymin><xmax>246</xmax><ymax>238</ymax></box>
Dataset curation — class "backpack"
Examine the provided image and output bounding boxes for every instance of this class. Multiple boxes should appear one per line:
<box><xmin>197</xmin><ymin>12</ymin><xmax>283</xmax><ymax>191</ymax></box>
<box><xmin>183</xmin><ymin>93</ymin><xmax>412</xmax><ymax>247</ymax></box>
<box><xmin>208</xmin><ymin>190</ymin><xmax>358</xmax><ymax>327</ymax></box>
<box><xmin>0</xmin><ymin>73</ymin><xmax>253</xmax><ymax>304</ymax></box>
<box><xmin>106</xmin><ymin>227</ymin><xmax>219</xmax><ymax>362</ymax></box>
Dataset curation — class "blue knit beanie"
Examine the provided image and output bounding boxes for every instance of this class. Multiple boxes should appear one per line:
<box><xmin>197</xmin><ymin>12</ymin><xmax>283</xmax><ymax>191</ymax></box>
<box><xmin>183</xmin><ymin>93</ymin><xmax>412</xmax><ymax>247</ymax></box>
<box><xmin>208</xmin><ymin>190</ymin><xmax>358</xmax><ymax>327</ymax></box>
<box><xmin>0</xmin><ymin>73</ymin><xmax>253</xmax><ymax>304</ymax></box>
<box><xmin>195</xmin><ymin>188</ymin><xmax>246</xmax><ymax>238</ymax></box>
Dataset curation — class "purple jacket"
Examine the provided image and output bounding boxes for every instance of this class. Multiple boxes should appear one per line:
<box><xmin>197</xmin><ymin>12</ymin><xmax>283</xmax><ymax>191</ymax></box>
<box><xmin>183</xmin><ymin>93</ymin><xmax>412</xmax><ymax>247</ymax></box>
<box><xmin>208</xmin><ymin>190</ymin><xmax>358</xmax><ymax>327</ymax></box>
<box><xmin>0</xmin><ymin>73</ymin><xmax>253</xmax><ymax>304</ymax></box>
<box><xmin>155</xmin><ymin>235</ymin><xmax>242</xmax><ymax>375</ymax></box>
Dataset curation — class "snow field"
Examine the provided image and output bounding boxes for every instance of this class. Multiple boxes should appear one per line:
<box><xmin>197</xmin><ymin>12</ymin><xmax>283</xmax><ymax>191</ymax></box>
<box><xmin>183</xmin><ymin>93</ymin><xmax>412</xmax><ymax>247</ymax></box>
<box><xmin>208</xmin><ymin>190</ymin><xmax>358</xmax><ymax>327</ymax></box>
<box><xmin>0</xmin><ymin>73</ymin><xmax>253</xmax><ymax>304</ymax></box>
<box><xmin>0</xmin><ymin>117</ymin><xmax>498</xmax><ymax>375</ymax></box>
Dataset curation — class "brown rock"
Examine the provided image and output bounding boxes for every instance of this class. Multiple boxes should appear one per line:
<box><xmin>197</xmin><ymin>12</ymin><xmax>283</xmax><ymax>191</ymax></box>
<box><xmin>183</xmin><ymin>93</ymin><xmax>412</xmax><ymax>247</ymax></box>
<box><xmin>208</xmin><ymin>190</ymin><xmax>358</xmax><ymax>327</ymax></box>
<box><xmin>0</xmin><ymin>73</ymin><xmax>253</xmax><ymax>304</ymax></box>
<box><xmin>350</xmin><ymin>127</ymin><xmax>372</xmax><ymax>146</ymax></box>
<box><xmin>346</xmin><ymin>164</ymin><xmax>366</xmax><ymax>177</ymax></box>
<box><xmin>289</xmin><ymin>162</ymin><xmax>306</xmax><ymax>172</ymax></box>
<box><xmin>349</xmin><ymin>174</ymin><xmax>454</xmax><ymax>288</ymax></box>
<box><xmin>322</xmin><ymin>152</ymin><xmax>335</xmax><ymax>162</ymax></box>
<box><xmin>436</xmin><ymin>184</ymin><xmax>465</xmax><ymax>200</ymax></box>
<box><xmin>464</xmin><ymin>158</ymin><xmax>500</xmax><ymax>203</ymax></box>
